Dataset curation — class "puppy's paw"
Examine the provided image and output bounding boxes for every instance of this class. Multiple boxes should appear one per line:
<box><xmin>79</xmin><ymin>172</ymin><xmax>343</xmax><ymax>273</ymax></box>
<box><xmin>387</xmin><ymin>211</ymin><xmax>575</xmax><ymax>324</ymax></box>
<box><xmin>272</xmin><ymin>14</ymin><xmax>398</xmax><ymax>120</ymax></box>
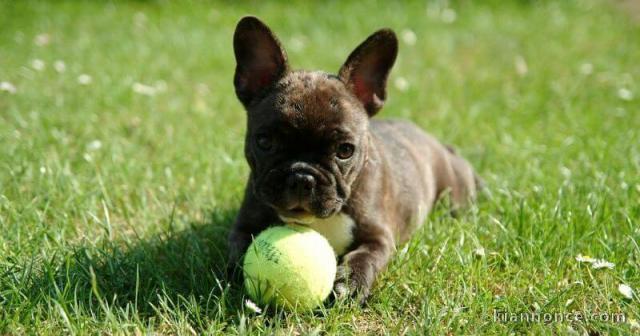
<box><xmin>332</xmin><ymin>265</ymin><xmax>370</xmax><ymax>305</ymax></box>
<box><xmin>332</xmin><ymin>266</ymin><xmax>352</xmax><ymax>300</ymax></box>
<box><xmin>225</xmin><ymin>259</ymin><xmax>244</xmax><ymax>284</ymax></box>
<box><xmin>225</xmin><ymin>249</ymin><xmax>247</xmax><ymax>285</ymax></box>
<box><xmin>226</xmin><ymin>232</ymin><xmax>252</xmax><ymax>284</ymax></box>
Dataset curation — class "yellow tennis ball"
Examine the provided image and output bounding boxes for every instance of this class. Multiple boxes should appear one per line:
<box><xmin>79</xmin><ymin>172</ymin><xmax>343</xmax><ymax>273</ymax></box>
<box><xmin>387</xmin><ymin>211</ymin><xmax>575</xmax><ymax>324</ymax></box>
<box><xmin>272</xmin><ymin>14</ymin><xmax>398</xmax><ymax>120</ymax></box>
<box><xmin>243</xmin><ymin>224</ymin><xmax>337</xmax><ymax>310</ymax></box>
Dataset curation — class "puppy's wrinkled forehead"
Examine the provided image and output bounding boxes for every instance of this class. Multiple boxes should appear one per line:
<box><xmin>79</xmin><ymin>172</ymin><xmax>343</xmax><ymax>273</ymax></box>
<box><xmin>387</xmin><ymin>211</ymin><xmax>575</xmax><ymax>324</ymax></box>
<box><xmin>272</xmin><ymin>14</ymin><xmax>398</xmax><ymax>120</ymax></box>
<box><xmin>266</xmin><ymin>71</ymin><xmax>367</xmax><ymax>131</ymax></box>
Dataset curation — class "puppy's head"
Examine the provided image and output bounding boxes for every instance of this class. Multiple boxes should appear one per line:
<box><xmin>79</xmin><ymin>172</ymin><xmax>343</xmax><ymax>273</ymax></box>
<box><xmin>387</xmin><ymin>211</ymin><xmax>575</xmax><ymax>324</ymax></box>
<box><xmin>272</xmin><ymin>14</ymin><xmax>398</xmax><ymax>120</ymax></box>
<box><xmin>233</xmin><ymin>16</ymin><xmax>397</xmax><ymax>222</ymax></box>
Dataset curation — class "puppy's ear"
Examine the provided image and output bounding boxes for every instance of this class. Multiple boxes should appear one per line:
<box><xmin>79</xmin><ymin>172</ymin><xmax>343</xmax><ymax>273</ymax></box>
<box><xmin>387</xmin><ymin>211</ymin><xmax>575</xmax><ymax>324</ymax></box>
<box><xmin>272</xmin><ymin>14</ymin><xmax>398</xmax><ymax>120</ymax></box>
<box><xmin>233</xmin><ymin>16</ymin><xmax>288</xmax><ymax>106</ymax></box>
<box><xmin>338</xmin><ymin>29</ymin><xmax>398</xmax><ymax>116</ymax></box>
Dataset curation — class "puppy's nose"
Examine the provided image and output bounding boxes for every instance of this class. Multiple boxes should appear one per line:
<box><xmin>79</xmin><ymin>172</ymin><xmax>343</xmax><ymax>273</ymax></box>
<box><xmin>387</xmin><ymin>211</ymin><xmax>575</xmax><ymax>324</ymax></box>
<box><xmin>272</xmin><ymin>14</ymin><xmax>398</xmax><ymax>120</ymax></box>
<box><xmin>286</xmin><ymin>173</ymin><xmax>316</xmax><ymax>196</ymax></box>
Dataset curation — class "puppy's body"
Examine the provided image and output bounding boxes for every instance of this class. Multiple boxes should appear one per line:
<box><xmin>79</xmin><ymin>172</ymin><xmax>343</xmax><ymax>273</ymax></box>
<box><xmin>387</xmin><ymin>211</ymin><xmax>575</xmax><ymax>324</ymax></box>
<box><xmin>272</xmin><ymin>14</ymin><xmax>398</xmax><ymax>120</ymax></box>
<box><xmin>365</xmin><ymin>119</ymin><xmax>476</xmax><ymax>241</ymax></box>
<box><xmin>227</xmin><ymin>17</ymin><xmax>479</xmax><ymax>301</ymax></box>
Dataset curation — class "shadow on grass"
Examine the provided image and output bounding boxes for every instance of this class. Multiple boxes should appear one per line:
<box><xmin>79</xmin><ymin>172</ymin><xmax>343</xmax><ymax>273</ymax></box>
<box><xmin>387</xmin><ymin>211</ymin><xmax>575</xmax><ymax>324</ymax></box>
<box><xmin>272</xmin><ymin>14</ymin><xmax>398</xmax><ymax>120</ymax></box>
<box><xmin>29</xmin><ymin>207</ymin><xmax>245</xmax><ymax>323</ymax></box>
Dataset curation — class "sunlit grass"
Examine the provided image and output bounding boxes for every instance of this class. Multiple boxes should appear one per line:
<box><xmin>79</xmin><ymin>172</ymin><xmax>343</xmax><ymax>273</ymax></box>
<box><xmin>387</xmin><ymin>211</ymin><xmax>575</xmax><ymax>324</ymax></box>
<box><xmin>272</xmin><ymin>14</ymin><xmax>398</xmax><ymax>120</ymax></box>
<box><xmin>1</xmin><ymin>0</ymin><xmax>639</xmax><ymax>334</ymax></box>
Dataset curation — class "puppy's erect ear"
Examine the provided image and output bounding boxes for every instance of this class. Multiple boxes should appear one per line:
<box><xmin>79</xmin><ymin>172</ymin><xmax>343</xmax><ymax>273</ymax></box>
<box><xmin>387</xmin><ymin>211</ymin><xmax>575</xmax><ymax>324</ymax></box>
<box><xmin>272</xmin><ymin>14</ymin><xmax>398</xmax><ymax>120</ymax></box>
<box><xmin>233</xmin><ymin>16</ymin><xmax>288</xmax><ymax>106</ymax></box>
<box><xmin>338</xmin><ymin>29</ymin><xmax>398</xmax><ymax>116</ymax></box>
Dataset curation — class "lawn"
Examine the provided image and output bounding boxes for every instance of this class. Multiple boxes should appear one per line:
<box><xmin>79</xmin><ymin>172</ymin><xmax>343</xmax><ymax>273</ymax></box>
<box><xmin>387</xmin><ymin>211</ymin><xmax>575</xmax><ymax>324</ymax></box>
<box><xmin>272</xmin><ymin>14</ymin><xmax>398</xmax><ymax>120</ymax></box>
<box><xmin>1</xmin><ymin>0</ymin><xmax>639</xmax><ymax>334</ymax></box>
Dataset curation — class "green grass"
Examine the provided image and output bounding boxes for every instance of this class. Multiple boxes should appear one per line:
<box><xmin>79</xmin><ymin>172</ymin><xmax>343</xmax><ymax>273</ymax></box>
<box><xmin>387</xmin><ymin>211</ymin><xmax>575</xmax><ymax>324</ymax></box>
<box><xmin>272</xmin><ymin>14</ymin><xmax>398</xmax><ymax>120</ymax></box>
<box><xmin>1</xmin><ymin>0</ymin><xmax>639</xmax><ymax>334</ymax></box>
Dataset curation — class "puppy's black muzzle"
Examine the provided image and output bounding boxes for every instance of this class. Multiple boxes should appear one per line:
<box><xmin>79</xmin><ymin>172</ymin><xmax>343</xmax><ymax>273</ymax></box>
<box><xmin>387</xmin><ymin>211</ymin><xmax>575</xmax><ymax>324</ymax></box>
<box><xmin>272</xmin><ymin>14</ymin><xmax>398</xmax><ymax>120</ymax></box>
<box><xmin>285</xmin><ymin>172</ymin><xmax>316</xmax><ymax>201</ymax></box>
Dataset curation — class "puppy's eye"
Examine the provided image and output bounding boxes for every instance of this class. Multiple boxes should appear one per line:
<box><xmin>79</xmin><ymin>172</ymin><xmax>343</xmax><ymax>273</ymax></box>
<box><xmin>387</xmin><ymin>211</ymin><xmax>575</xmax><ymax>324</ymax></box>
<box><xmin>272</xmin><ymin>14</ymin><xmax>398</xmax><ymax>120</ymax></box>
<box><xmin>336</xmin><ymin>143</ymin><xmax>355</xmax><ymax>160</ymax></box>
<box><xmin>256</xmin><ymin>135</ymin><xmax>274</xmax><ymax>151</ymax></box>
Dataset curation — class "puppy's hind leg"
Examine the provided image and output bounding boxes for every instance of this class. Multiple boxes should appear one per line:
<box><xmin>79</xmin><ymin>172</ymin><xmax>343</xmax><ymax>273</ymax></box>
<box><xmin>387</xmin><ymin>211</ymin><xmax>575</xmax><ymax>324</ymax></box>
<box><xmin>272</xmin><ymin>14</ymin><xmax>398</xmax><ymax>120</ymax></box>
<box><xmin>443</xmin><ymin>145</ymin><xmax>480</xmax><ymax>212</ymax></box>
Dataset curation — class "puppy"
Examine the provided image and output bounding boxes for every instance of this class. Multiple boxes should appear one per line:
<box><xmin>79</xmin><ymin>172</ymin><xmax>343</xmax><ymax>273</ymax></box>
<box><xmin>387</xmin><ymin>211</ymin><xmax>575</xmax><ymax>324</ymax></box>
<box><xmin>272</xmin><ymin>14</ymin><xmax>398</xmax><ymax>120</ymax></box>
<box><xmin>227</xmin><ymin>16</ymin><xmax>479</xmax><ymax>302</ymax></box>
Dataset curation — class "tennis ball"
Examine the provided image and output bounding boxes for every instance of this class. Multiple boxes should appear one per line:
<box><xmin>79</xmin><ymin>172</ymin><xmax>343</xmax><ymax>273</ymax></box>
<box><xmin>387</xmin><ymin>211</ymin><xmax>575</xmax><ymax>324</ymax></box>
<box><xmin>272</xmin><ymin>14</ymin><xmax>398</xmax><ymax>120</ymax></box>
<box><xmin>243</xmin><ymin>224</ymin><xmax>336</xmax><ymax>310</ymax></box>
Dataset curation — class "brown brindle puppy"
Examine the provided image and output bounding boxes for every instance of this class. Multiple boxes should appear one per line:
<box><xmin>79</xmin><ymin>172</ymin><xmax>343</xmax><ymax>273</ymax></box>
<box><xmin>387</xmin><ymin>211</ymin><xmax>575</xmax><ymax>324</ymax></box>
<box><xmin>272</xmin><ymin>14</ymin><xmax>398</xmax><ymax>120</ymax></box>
<box><xmin>227</xmin><ymin>16</ymin><xmax>480</xmax><ymax>302</ymax></box>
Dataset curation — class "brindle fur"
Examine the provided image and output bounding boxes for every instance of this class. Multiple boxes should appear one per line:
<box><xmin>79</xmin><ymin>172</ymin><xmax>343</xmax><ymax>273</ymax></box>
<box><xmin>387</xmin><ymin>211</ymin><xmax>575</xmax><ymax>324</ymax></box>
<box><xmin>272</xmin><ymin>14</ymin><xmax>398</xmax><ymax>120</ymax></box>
<box><xmin>227</xmin><ymin>16</ymin><xmax>479</xmax><ymax>303</ymax></box>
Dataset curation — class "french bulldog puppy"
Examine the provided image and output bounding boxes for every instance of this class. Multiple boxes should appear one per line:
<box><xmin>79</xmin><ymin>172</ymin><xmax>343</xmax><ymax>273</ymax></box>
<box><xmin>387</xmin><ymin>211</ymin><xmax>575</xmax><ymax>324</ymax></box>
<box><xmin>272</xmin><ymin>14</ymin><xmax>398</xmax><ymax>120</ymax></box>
<box><xmin>227</xmin><ymin>16</ymin><xmax>480</xmax><ymax>302</ymax></box>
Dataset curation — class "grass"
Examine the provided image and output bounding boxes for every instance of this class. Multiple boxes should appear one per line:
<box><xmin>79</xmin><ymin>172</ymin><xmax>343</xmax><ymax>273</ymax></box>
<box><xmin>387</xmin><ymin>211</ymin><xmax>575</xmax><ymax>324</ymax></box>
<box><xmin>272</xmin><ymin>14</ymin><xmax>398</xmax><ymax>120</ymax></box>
<box><xmin>1</xmin><ymin>0</ymin><xmax>639</xmax><ymax>334</ymax></box>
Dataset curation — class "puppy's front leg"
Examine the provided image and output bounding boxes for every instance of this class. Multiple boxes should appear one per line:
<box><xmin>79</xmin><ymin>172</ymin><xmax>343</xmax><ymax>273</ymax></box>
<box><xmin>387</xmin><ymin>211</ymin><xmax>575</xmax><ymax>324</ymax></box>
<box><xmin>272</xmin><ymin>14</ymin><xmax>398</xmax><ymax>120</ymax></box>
<box><xmin>226</xmin><ymin>227</ymin><xmax>252</xmax><ymax>279</ymax></box>
<box><xmin>226</xmin><ymin>187</ymin><xmax>277</xmax><ymax>281</ymax></box>
<box><xmin>334</xmin><ymin>229</ymin><xmax>394</xmax><ymax>303</ymax></box>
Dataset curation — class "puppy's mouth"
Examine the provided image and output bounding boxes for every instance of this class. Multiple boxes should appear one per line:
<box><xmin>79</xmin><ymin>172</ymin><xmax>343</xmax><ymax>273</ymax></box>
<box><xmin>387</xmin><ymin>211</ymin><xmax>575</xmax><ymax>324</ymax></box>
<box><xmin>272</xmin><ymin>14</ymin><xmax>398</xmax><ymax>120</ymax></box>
<box><xmin>278</xmin><ymin>206</ymin><xmax>316</xmax><ymax>225</ymax></box>
<box><xmin>277</xmin><ymin>198</ymin><xmax>344</xmax><ymax>225</ymax></box>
